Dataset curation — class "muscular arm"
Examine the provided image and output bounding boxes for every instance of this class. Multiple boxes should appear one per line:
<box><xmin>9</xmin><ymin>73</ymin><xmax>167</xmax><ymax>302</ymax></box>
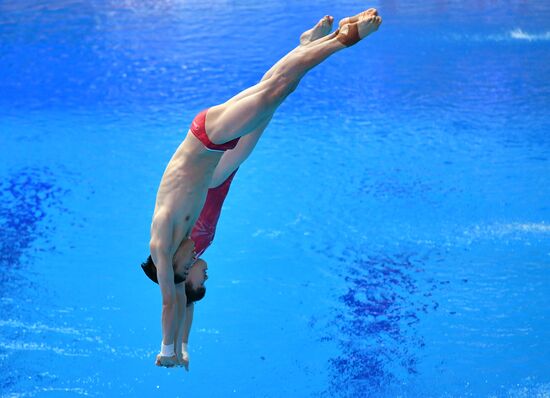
<box><xmin>152</xmin><ymin>246</ymin><xmax>178</xmax><ymax>346</ymax></box>
<box><xmin>150</xmin><ymin>214</ymin><xmax>178</xmax><ymax>348</ymax></box>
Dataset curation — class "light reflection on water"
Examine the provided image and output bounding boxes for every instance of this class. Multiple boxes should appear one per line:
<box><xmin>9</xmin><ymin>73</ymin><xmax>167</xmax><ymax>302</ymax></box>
<box><xmin>1</xmin><ymin>0</ymin><xmax>549</xmax><ymax>397</ymax></box>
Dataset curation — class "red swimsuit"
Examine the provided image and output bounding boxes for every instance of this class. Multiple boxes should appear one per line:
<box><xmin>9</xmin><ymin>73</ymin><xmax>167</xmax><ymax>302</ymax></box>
<box><xmin>190</xmin><ymin>109</ymin><xmax>240</xmax><ymax>151</ymax></box>
<box><xmin>190</xmin><ymin>168</ymin><xmax>238</xmax><ymax>257</ymax></box>
<box><xmin>188</xmin><ymin>108</ymin><xmax>241</xmax><ymax>256</ymax></box>
<box><xmin>141</xmin><ymin>111</ymin><xmax>240</xmax><ymax>284</ymax></box>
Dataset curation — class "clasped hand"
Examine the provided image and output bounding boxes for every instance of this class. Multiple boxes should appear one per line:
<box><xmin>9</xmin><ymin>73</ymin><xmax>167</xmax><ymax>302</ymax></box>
<box><xmin>155</xmin><ymin>350</ymin><xmax>189</xmax><ymax>371</ymax></box>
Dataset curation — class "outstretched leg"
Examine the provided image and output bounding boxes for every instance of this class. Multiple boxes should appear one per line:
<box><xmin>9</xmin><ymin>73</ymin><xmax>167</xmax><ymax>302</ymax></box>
<box><xmin>262</xmin><ymin>15</ymin><xmax>334</xmax><ymax>81</ymax></box>
<box><xmin>209</xmin><ymin>114</ymin><xmax>273</xmax><ymax>187</ymax></box>
<box><xmin>338</xmin><ymin>8</ymin><xmax>379</xmax><ymax>30</ymax></box>
<box><xmin>204</xmin><ymin>11</ymin><xmax>381</xmax><ymax>145</ymax></box>
<box><xmin>208</xmin><ymin>16</ymin><xmax>336</xmax><ymax>187</ymax></box>
<box><xmin>222</xmin><ymin>15</ymin><xmax>334</xmax><ymax>107</ymax></box>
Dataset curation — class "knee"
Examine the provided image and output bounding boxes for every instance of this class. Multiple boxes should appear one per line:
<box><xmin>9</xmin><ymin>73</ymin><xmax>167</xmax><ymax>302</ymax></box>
<box><xmin>286</xmin><ymin>80</ymin><xmax>299</xmax><ymax>94</ymax></box>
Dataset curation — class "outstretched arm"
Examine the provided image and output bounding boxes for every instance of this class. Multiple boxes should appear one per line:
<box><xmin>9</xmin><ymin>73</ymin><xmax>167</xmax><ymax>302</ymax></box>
<box><xmin>150</xmin><ymin>213</ymin><xmax>179</xmax><ymax>366</ymax></box>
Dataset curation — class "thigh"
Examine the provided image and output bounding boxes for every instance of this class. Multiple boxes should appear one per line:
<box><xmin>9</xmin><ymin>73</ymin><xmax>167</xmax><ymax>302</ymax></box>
<box><xmin>222</xmin><ymin>79</ymin><xmax>270</xmax><ymax>107</ymax></box>
<box><xmin>205</xmin><ymin>75</ymin><xmax>288</xmax><ymax>143</ymax></box>
<box><xmin>209</xmin><ymin>114</ymin><xmax>273</xmax><ymax>187</ymax></box>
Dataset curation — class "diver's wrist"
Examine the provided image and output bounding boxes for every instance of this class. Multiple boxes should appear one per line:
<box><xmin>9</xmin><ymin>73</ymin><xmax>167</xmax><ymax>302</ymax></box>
<box><xmin>160</xmin><ymin>342</ymin><xmax>175</xmax><ymax>357</ymax></box>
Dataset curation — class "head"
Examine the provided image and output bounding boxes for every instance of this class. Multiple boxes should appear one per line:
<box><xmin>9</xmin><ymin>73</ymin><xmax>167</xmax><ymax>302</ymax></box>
<box><xmin>141</xmin><ymin>238</ymin><xmax>207</xmax><ymax>306</ymax></box>
<box><xmin>184</xmin><ymin>259</ymin><xmax>208</xmax><ymax>305</ymax></box>
<box><xmin>173</xmin><ymin>238</ymin><xmax>208</xmax><ymax>305</ymax></box>
<box><xmin>173</xmin><ymin>237</ymin><xmax>196</xmax><ymax>280</ymax></box>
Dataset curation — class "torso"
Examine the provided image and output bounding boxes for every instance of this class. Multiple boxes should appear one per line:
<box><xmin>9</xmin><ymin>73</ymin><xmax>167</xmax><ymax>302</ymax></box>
<box><xmin>152</xmin><ymin>130</ymin><xmax>223</xmax><ymax>253</ymax></box>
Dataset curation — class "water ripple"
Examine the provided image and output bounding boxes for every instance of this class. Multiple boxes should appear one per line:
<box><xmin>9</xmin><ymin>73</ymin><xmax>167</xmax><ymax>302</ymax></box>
<box><xmin>316</xmin><ymin>246</ymin><xmax>442</xmax><ymax>397</ymax></box>
<box><xmin>0</xmin><ymin>167</ymin><xmax>68</xmax><ymax>279</ymax></box>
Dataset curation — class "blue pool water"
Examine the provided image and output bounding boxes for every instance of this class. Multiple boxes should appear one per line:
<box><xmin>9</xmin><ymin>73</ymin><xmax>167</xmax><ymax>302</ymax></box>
<box><xmin>1</xmin><ymin>1</ymin><xmax>549</xmax><ymax>397</ymax></box>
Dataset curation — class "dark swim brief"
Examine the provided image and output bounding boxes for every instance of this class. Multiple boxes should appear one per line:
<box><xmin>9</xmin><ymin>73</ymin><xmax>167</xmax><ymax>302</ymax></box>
<box><xmin>190</xmin><ymin>108</ymin><xmax>240</xmax><ymax>151</ymax></box>
<box><xmin>141</xmin><ymin>255</ymin><xmax>186</xmax><ymax>285</ymax></box>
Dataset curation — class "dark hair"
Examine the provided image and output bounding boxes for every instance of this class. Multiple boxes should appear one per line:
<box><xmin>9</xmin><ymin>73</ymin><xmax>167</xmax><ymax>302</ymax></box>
<box><xmin>185</xmin><ymin>282</ymin><xmax>206</xmax><ymax>305</ymax></box>
<box><xmin>141</xmin><ymin>255</ymin><xmax>206</xmax><ymax>306</ymax></box>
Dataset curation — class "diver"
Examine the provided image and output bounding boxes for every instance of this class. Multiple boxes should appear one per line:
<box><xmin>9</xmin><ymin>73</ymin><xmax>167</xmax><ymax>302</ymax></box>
<box><xmin>140</xmin><ymin>9</ymin><xmax>382</xmax><ymax>368</ymax></box>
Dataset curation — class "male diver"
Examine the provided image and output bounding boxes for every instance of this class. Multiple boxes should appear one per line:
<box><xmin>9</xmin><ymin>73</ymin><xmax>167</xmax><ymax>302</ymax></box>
<box><xmin>141</xmin><ymin>9</ymin><xmax>382</xmax><ymax>368</ymax></box>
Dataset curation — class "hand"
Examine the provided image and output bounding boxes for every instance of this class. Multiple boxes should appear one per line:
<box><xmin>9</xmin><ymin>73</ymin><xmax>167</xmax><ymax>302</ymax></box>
<box><xmin>179</xmin><ymin>350</ymin><xmax>190</xmax><ymax>371</ymax></box>
<box><xmin>155</xmin><ymin>354</ymin><xmax>179</xmax><ymax>367</ymax></box>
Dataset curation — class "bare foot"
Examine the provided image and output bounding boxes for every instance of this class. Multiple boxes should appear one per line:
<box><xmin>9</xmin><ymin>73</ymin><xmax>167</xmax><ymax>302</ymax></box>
<box><xmin>155</xmin><ymin>354</ymin><xmax>179</xmax><ymax>367</ymax></box>
<box><xmin>300</xmin><ymin>15</ymin><xmax>334</xmax><ymax>45</ymax></box>
<box><xmin>338</xmin><ymin>8</ymin><xmax>378</xmax><ymax>28</ymax></box>
<box><xmin>337</xmin><ymin>11</ymin><xmax>382</xmax><ymax>47</ymax></box>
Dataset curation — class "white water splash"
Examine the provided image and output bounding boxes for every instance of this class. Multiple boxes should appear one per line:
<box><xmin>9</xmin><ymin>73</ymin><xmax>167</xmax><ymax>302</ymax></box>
<box><xmin>0</xmin><ymin>341</ymin><xmax>90</xmax><ymax>357</ymax></box>
<box><xmin>509</xmin><ymin>28</ymin><xmax>550</xmax><ymax>41</ymax></box>
<box><xmin>464</xmin><ymin>222</ymin><xmax>550</xmax><ymax>240</ymax></box>
<box><xmin>451</xmin><ymin>29</ymin><xmax>550</xmax><ymax>42</ymax></box>
<box><xmin>5</xmin><ymin>386</ymin><xmax>92</xmax><ymax>398</ymax></box>
<box><xmin>252</xmin><ymin>228</ymin><xmax>283</xmax><ymax>238</ymax></box>
<box><xmin>491</xmin><ymin>380</ymin><xmax>550</xmax><ymax>398</ymax></box>
<box><xmin>197</xmin><ymin>327</ymin><xmax>220</xmax><ymax>334</ymax></box>
<box><xmin>0</xmin><ymin>319</ymin><xmax>84</xmax><ymax>336</ymax></box>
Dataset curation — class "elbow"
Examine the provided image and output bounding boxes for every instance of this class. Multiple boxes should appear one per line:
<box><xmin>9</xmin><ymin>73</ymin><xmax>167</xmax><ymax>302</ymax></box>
<box><xmin>162</xmin><ymin>293</ymin><xmax>176</xmax><ymax>308</ymax></box>
<box><xmin>149</xmin><ymin>240</ymin><xmax>162</xmax><ymax>255</ymax></box>
<box><xmin>150</xmin><ymin>240</ymin><xmax>170</xmax><ymax>260</ymax></box>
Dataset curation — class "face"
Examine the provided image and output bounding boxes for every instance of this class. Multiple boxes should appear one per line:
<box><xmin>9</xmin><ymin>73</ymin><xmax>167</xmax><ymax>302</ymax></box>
<box><xmin>173</xmin><ymin>238</ymin><xmax>196</xmax><ymax>279</ymax></box>
<box><xmin>186</xmin><ymin>259</ymin><xmax>208</xmax><ymax>289</ymax></box>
